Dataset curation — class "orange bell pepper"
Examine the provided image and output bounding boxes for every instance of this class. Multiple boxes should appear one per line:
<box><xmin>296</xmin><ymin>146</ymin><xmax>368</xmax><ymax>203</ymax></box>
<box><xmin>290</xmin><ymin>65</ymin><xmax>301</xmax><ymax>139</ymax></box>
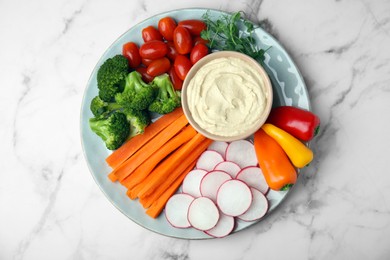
<box><xmin>261</xmin><ymin>123</ymin><xmax>313</xmax><ymax>168</ymax></box>
<box><xmin>254</xmin><ymin>129</ymin><xmax>297</xmax><ymax>191</ymax></box>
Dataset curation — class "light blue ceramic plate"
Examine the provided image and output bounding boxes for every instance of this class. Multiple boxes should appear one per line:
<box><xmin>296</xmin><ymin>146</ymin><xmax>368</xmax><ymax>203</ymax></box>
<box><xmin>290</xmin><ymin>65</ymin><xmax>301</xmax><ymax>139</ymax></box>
<box><xmin>80</xmin><ymin>8</ymin><xmax>310</xmax><ymax>239</ymax></box>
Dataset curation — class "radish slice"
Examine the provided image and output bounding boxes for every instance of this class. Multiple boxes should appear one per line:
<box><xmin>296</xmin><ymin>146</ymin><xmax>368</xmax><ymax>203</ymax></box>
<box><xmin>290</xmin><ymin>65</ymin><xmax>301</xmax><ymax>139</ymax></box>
<box><xmin>237</xmin><ymin>188</ymin><xmax>269</xmax><ymax>222</ymax></box>
<box><xmin>205</xmin><ymin>213</ymin><xmax>235</xmax><ymax>238</ymax></box>
<box><xmin>200</xmin><ymin>170</ymin><xmax>232</xmax><ymax>202</ymax></box>
<box><xmin>214</xmin><ymin>161</ymin><xmax>241</xmax><ymax>178</ymax></box>
<box><xmin>187</xmin><ymin>197</ymin><xmax>220</xmax><ymax>231</ymax></box>
<box><xmin>182</xmin><ymin>169</ymin><xmax>208</xmax><ymax>198</ymax></box>
<box><xmin>236</xmin><ymin>166</ymin><xmax>269</xmax><ymax>194</ymax></box>
<box><xmin>225</xmin><ymin>140</ymin><xmax>257</xmax><ymax>168</ymax></box>
<box><xmin>196</xmin><ymin>150</ymin><xmax>224</xmax><ymax>171</ymax></box>
<box><xmin>217</xmin><ymin>179</ymin><xmax>252</xmax><ymax>217</ymax></box>
<box><xmin>165</xmin><ymin>194</ymin><xmax>194</xmax><ymax>228</ymax></box>
<box><xmin>208</xmin><ymin>141</ymin><xmax>229</xmax><ymax>159</ymax></box>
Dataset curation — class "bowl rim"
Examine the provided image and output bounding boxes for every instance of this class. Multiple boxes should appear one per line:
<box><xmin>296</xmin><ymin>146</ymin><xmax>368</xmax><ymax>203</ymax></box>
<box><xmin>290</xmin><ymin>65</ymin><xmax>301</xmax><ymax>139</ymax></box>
<box><xmin>181</xmin><ymin>51</ymin><xmax>273</xmax><ymax>142</ymax></box>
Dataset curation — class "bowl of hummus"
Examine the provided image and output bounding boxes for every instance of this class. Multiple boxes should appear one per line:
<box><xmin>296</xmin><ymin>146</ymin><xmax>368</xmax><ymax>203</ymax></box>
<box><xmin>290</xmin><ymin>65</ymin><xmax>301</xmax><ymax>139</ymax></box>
<box><xmin>182</xmin><ymin>51</ymin><xmax>273</xmax><ymax>141</ymax></box>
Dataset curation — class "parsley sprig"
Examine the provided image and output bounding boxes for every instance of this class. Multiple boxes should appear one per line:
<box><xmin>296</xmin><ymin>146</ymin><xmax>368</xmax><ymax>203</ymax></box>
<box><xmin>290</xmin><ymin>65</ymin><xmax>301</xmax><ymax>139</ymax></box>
<box><xmin>200</xmin><ymin>11</ymin><xmax>269</xmax><ymax>62</ymax></box>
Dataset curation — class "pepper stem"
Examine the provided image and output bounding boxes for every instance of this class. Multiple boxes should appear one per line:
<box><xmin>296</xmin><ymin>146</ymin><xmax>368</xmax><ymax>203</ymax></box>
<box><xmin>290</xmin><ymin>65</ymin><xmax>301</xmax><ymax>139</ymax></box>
<box><xmin>281</xmin><ymin>184</ymin><xmax>293</xmax><ymax>191</ymax></box>
<box><xmin>314</xmin><ymin>125</ymin><xmax>320</xmax><ymax>136</ymax></box>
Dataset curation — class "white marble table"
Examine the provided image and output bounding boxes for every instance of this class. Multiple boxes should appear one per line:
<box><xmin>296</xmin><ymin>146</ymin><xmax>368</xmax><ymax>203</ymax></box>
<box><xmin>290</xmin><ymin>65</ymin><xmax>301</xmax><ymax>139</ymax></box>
<box><xmin>1</xmin><ymin>0</ymin><xmax>390</xmax><ymax>259</ymax></box>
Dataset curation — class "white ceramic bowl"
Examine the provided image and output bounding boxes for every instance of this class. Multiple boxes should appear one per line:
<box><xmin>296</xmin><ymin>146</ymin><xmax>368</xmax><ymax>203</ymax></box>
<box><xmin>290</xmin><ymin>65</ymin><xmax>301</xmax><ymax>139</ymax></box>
<box><xmin>181</xmin><ymin>51</ymin><xmax>273</xmax><ymax>141</ymax></box>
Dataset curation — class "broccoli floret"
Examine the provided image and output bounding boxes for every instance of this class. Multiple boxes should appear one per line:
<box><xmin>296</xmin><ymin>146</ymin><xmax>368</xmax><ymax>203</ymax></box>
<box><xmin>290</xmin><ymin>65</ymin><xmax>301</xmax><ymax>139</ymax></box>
<box><xmin>89</xmin><ymin>111</ymin><xmax>130</xmax><ymax>150</ymax></box>
<box><xmin>115</xmin><ymin>71</ymin><xmax>156</xmax><ymax>110</ymax></box>
<box><xmin>148</xmin><ymin>73</ymin><xmax>181</xmax><ymax>114</ymax></box>
<box><xmin>90</xmin><ymin>96</ymin><xmax>122</xmax><ymax>117</ymax></box>
<box><xmin>123</xmin><ymin>108</ymin><xmax>151</xmax><ymax>138</ymax></box>
<box><xmin>97</xmin><ymin>55</ymin><xmax>129</xmax><ymax>102</ymax></box>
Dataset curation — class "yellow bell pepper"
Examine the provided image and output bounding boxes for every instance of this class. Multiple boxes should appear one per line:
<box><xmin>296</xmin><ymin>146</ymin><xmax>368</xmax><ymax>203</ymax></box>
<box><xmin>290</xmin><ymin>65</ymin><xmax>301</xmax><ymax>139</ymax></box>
<box><xmin>261</xmin><ymin>123</ymin><xmax>313</xmax><ymax>168</ymax></box>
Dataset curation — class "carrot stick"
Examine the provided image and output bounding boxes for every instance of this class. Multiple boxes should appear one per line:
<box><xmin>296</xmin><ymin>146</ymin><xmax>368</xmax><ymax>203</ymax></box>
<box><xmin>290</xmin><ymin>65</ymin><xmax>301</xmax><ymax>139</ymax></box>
<box><xmin>107</xmin><ymin>172</ymin><xmax>117</xmax><ymax>182</ymax></box>
<box><xmin>138</xmin><ymin>135</ymin><xmax>211</xmax><ymax>200</ymax></box>
<box><xmin>120</xmin><ymin>125</ymin><xmax>197</xmax><ymax>189</ymax></box>
<box><xmin>126</xmin><ymin>185</ymin><xmax>141</xmax><ymax>200</ymax></box>
<box><xmin>144</xmin><ymin>161</ymin><xmax>196</xmax><ymax>218</ymax></box>
<box><xmin>144</xmin><ymin>139</ymin><xmax>212</xmax><ymax>218</ymax></box>
<box><xmin>105</xmin><ymin>107</ymin><xmax>183</xmax><ymax>169</ymax></box>
<box><xmin>139</xmin><ymin>159</ymin><xmax>196</xmax><ymax>209</ymax></box>
<box><xmin>111</xmin><ymin>114</ymin><xmax>189</xmax><ymax>182</ymax></box>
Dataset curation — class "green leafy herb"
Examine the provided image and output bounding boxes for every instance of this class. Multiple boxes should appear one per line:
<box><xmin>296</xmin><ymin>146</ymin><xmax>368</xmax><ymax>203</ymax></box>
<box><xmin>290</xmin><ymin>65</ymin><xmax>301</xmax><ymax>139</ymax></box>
<box><xmin>201</xmin><ymin>11</ymin><xmax>269</xmax><ymax>62</ymax></box>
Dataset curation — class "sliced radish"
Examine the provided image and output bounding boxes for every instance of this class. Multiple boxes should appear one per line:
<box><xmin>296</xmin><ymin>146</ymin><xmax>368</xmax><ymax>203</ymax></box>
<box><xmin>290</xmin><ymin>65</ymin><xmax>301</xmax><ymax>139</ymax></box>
<box><xmin>208</xmin><ymin>141</ymin><xmax>229</xmax><ymax>159</ymax></box>
<box><xmin>200</xmin><ymin>170</ymin><xmax>232</xmax><ymax>202</ymax></box>
<box><xmin>214</xmin><ymin>161</ymin><xmax>241</xmax><ymax>178</ymax></box>
<box><xmin>196</xmin><ymin>150</ymin><xmax>224</xmax><ymax>171</ymax></box>
<box><xmin>187</xmin><ymin>197</ymin><xmax>220</xmax><ymax>231</ymax></box>
<box><xmin>205</xmin><ymin>213</ymin><xmax>235</xmax><ymax>238</ymax></box>
<box><xmin>237</xmin><ymin>188</ymin><xmax>269</xmax><ymax>222</ymax></box>
<box><xmin>165</xmin><ymin>194</ymin><xmax>194</xmax><ymax>228</ymax></box>
<box><xmin>225</xmin><ymin>140</ymin><xmax>257</xmax><ymax>168</ymax></box>
<box><xmin>236</xmin><ymin>166</ymin><xmax>269</xmax><ymax>194</ymax></box>
<box><xmin>182</xmin><ymin>169</ymin><xmax>208</xmax><ymax>198</ymax></box>
<box><xmin>217</xmin><ymin>179</ymin><xmax>252</xmax><ymax>217</ymax></box>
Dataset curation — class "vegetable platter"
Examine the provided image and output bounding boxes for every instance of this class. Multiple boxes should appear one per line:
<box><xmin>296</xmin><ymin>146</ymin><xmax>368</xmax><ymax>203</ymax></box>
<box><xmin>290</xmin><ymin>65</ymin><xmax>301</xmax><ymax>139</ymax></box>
<box><xmin>80</xmin><ymin>8</ymin><xmax>312</xmax><ymax>239</ymax></box>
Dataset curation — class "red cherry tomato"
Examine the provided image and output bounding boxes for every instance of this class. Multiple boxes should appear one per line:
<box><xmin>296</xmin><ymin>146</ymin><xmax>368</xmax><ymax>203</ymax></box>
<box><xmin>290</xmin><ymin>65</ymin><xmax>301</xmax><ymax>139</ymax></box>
<box><xmin>136</xmin><ymin>67</ymin><xmax>154</xmax><ymax>83</ymax></box>
<box><xmin>178</xmin><ymin>20</ymin><xmax>207</xmax><ymax>36</ymax></box>
<box><xmin>190</xmin><ymin>43</ymin><xmax>209</xmax><ymax>65</ymax></box>
<box><xmin>139</xmin><ymin>40</ymin><xmax>168</xmax><ymax>59</ymax></box>
<box><xmin>122</xmin><ymin>42</ymin><xmax>142</xmax><ymax>68</ymax></box>
<box><xmin>141</xmin><ymin>58</ymin><xmax>154</xmax><ymax>66</ymax></box>
<box><xmin>173</xmin><ymin>26</ymin><xmax>193</xmax><ymax>55</ymax></box>
<box><xmin>193</xmin><ymin>36</ymin><xmax>209</xmax><ymax>46</ymax></box>
<box><xmin>158</xmin><ymin>17</ymin><xmax>177</xmax><ymax>41</ymax></box>
<box><xmin>166</xmin><ymin>41</ymin><xmax>179</xmax><ymax>61</ymax></box>
<box><xmin>147</xmin><ymin>57</ymin><xmax>171</xmax><ymax>77</ymax></box>
<box><xmin>142</xmin><ymin>26</ymin><xmax>163</xmax><ymax>42</ymax></box>
<box><xmin>168</xmin><ymin>66</ymin><xmax>183</xmax><ymax>90</ymax></box>
<box><xmin>174</xmin><ymin>55</ymin><xmax>192</xmax><ymax>81</ymax></box>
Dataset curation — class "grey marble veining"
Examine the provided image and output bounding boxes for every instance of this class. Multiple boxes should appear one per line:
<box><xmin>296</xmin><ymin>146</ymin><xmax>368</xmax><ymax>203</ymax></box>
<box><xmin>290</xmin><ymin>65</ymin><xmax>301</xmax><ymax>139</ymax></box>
<box><xmin>1</xmin><ymin>0</ymin><xmax>390</xmax><ymax>259</ymax></box>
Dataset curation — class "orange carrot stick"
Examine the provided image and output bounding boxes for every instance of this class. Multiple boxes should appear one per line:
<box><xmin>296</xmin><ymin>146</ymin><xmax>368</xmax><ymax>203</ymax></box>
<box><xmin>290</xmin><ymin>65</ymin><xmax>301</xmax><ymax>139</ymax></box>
<box><xmin>105</xmin><ymin>107</ymin><xmax>183</xmax><ymax>169</ymax></box>
<box><xmin>139</xmin><ymin>159</ymin><xmax>196</xmax><ymax>209</ymax></box>
<box><xmin>126</xmin><ymin>184</ymin><xmax>141</xmax><ymax>200</ymax></box>
<box><xmin>138</xmin><ymin>135</ymin><xmax>210</xmax><ymax>200</ymax></box>
<box><xmin>111</xmin><ymin>114</ymin><xmax>189</xmax><ymax>182</ymax></box>
<box><xmin>144</xmin><ymin>139</ymin><xmax>212</xmax><ymax>218</ymax></box>
<box><xmin>145</xmin><ymin>161</ymin><xmax>197</xmax><ymax>218</ymax></box>
<box><xmin>138</xmin><ymin>150</ymin><xmax>197</xmax><ymax>208</ymax></box>
<box><xmin>120</xmin><ymin>125</ymin><xmax>197</xmax><ymax>189</ymax></box>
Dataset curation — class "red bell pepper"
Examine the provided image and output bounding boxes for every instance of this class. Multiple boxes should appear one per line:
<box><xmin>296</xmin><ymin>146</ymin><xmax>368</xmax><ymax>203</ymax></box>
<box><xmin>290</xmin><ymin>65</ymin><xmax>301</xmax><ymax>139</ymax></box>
<box><xmin>266</xmin><ymin>106</ymin><xmax>320</xmax><ymax>142</ymax></box>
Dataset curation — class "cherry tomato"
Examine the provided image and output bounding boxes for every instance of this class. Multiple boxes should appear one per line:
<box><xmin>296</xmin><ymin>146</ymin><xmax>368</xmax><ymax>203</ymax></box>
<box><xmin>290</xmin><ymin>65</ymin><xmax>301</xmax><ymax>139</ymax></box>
<box><xmin>147</xmin><ymin>57</ymin><xmax>171</xmax><ymax>77</ymax></box>
<box><xmin>178</xmin><ymin>20</ymin><xmax>207</xmax><ymax>36</ymax></box>
<box><xmin>158</xmin><ymin>17</ymin><xmax>177</xmax><ymax>41</ymax></box>
<box><xmin>173</xmin><ymin>26</ymin><xmax>193</xmax><ymax>55</ymax></box>
<box><xmin>166</xmin><ymin>41</ymin><xmax>179</xmax><ymax>61</ymax></box>
<box><xmin>168</xmin><ymin>66</ymin><xmax>183</xmax><ymax>90</ymax></box>
<box><xmin>122</xmin><ymin>42</ymin><xmax>142</xmax><ymax>68</ymax></box>
<box><xmin>142</xmin><ymin>26</ymin><xmax>163</xmax><ymax>42</ymax></box>
<box><xmin>190</xmin><ymin>43</ymin><xmax>209</xmax><ymax>65</ymax></box>
<box><xmin>136</xmin><ymin>67</ymin><xmax>154</xmax><ymax>83</ymax></box>
<box><xmin>193</xmin><ymin>36</ymin><xmax>209</xmax><ymax>46</ymax></box>
<box><xmin>139</xmin><ymin>40</ymin><xmax>168</xmax><ymax>59</ymax></box>
<box><xmin>141</xmin><ymin>58</ymin><xmax>154</xmax><ymax>66</ymax></box>
<box><xmin>174</xmin><ymin>55</ymin><xmax>192</xmax><ymax>81</ymax></box>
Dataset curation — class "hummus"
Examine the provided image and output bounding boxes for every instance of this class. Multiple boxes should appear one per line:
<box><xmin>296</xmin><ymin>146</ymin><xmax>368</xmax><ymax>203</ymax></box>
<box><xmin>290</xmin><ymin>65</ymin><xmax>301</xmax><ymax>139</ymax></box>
<box><xmin>186</xmin><ymin>56</ymin><xmax>268</xmax><ymax>137</ymax></box>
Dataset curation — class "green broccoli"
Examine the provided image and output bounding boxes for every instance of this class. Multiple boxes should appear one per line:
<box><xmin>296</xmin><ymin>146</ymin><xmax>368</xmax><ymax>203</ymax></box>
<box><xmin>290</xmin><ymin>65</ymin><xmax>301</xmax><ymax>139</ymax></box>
<box><xmin>89</xmin><ymin>111</ymin><xmax>130</xmax><ymax>150</ymax></box>
<box><xmin>90</xmin><ymin>96</ymin><xmax>122</xmax><ymax>118</ymax></box>
<box><xmin>115</xmin><ymin>71</ymin><xmax>156</xmax><ymax>110</ymax></box>
<box><xmin>97</xmin><ymin>55</ymin><xmax>129</xmax><ymax>102</ymax></box>
<box><xmin>148</xmin><ymin>73</ymin><xmax>181</xmax><ymax>114</ymax></box>
<box><xmin>123</xmin><ymin>108</ymin><xmax>151</xmax><ymax>138</ymax></box>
